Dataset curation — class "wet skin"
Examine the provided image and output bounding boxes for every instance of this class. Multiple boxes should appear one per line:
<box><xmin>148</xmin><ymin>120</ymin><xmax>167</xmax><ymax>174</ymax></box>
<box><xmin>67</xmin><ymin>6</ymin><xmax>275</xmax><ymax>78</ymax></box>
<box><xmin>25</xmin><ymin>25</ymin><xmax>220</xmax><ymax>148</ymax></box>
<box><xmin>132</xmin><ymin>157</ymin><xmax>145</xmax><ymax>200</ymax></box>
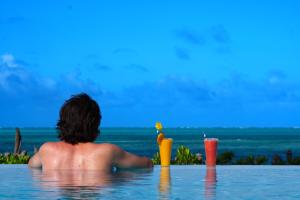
<box><xmin>28</xmin><ymin>141</ymin><xmax>153</xmax><ymax>171</ymax></box>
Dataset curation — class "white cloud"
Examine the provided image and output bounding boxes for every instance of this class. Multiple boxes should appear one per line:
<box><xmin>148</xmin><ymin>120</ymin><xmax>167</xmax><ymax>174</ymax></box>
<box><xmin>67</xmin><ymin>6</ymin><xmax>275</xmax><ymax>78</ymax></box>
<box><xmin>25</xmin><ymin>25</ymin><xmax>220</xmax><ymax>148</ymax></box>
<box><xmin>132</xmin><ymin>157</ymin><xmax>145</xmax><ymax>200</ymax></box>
<box><xmin>1</xmin><ymin>54</ymin><xmax>18</xmax><ymax>68</ymax></box>
<box><xmin>40</xmin><ymin>78</ymin><xmax>57</xmax><ymax>89</ymax></box>
<box><xmin>0</xmin><ymin>54</ymin><xmax>30</xmax><ymax>92</ymax></box>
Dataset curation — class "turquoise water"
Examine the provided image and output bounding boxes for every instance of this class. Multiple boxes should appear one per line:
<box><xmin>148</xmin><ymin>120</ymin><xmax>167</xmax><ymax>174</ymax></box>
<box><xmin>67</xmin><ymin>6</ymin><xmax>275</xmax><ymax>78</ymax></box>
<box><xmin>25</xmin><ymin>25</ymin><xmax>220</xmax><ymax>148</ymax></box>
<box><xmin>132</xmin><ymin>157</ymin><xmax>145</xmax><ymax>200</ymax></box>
<box><xmin>1</xmin><ymin>128</ymin><xmax>300</xmax><ymax>160</ymax></box>
<box><xmin>0</xmin><ymin>165</ymin><xmax>299</xmax><ymax>199</ymax></box>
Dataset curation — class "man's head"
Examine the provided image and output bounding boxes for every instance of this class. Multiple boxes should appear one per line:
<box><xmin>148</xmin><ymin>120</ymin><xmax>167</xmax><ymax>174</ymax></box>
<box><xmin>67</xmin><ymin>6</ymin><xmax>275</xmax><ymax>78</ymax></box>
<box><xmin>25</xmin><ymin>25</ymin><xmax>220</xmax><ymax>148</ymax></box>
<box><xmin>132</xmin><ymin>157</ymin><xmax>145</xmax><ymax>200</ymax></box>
<box><xmin>56</xmin><ymin>93</ymin><xmax>101</xmax><ymax>144</ymax></box>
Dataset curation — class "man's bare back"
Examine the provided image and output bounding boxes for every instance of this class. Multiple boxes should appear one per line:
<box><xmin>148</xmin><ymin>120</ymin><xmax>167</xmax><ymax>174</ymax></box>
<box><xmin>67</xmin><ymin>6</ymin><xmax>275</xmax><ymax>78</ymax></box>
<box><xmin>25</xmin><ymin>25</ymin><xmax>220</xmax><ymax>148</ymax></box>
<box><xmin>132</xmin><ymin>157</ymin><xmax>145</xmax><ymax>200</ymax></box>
<box><xmin>29</xmin><ymin>141</ymin><xmax>153</xmax><ymax>171</ymax></box>
<box><xmin>28</xmin><ymin>93</ymin><xmax>153</xmax><ymax>170</ymax></box>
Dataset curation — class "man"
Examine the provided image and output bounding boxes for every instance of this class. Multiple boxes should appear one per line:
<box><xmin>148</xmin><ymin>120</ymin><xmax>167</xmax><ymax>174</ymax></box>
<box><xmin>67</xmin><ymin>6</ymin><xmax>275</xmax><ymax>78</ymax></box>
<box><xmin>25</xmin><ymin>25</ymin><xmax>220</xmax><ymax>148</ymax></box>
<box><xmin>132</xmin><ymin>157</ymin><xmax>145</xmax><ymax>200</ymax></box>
<box><xmin>29</xmin><ymin>93</ymin><xmax>153</xmax><ymax>171</ymax></box>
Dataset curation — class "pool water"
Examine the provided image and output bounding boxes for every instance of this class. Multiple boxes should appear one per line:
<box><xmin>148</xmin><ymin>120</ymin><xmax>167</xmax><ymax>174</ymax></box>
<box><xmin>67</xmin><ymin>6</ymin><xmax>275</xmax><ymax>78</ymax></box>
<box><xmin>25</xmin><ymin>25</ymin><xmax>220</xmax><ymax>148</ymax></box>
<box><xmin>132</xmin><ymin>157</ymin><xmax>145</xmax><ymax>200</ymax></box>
<box><xmin>0</xmin><ymin>165</ymin><xmax>299</xmax><ymax>199</ymax></box>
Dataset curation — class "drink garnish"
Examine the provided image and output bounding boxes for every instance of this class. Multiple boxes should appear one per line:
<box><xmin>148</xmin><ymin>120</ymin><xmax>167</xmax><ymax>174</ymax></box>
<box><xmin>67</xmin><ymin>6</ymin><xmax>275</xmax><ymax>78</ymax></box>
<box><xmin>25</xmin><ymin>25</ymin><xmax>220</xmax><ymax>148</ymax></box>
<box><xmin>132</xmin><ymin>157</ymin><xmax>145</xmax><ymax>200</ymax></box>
<box><xmin>155</xmin><ymin>122</ymin><xmax>165</xmax><ymax>145</ymax></box>
<box><xmin>155</xmin><ymin>122</ymin><xmax>163</xmax><ymax>131</ymax></box>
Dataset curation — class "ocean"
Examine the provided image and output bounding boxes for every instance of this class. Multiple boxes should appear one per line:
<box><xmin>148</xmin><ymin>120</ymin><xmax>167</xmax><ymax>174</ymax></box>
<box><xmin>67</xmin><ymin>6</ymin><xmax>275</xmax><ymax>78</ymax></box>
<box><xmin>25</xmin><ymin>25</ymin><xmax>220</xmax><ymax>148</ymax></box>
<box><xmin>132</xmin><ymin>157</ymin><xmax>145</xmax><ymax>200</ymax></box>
<box><xmin>1</xmin><ymin>128</ymin><xmax>300</xmax><ymax>161</ymax></box>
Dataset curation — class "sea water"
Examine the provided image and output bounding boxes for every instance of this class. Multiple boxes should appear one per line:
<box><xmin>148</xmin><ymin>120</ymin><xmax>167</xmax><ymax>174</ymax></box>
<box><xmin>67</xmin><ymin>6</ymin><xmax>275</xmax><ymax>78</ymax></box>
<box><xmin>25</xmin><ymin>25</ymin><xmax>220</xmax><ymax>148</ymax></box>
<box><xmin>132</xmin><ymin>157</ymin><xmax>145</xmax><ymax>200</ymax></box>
<box><xmin>1</xmin><ymin>128</ymin><xmax>300</xmax><ymax>160</ymax></box>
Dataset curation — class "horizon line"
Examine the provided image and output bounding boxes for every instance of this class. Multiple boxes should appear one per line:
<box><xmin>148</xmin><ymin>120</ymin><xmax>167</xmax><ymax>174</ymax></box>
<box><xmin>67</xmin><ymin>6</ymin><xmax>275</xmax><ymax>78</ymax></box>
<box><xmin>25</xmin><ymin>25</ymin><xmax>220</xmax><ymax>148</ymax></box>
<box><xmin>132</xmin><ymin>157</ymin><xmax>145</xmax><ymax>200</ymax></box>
<box><xmin>0</xmin><ymin>126</ymin><xmax>299</xmax><ymax>129</ymax></box>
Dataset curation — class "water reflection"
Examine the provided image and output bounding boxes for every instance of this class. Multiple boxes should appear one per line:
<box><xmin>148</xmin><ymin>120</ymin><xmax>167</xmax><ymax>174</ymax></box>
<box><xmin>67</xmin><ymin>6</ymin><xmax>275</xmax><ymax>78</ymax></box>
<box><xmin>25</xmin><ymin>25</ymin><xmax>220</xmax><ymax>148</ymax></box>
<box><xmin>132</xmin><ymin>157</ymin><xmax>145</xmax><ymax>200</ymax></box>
<box><xmin>31</xmin><ymin>168</ymin><xmax>153</xmax><ymax>199</ymax></box>
<box><xmin>205</xmin><ymin>167</ymin><xmax>217</xmax><ymax>199</ymax></box>
<box><xmin>159</xmin><ymin>167</ymin><xmax>171</xmax><ymax>200</ymax></box>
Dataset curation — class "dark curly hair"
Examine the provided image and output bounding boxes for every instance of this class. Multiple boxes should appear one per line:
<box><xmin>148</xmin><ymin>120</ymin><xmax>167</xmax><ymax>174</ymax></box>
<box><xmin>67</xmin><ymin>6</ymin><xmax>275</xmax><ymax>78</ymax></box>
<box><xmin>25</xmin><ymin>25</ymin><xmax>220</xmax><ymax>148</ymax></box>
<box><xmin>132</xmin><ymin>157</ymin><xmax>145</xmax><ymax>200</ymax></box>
<box><xmin>56</xmin><ymin>93</ymin><xmax>101</xmax><ymax>144</ymax></box>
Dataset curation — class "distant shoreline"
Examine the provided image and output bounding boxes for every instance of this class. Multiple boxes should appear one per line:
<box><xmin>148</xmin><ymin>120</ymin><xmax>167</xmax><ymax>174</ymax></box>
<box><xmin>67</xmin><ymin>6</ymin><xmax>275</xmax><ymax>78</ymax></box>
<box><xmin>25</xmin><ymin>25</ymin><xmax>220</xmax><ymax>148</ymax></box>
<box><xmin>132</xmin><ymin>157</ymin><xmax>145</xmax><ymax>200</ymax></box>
<box><xmin>0</xmin><ymin>127</ymin><xmax>299</xmax><ymax>129</ymax></box>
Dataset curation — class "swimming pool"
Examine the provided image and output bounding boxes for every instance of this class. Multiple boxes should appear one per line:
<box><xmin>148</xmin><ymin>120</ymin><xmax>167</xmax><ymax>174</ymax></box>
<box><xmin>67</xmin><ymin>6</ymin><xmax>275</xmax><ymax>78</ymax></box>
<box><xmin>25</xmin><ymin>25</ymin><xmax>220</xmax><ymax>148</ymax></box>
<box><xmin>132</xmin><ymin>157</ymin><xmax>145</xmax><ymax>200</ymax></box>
<box><xmin>0</xmin><ymin>165</ymin><xmax>299</xmax><ymax>199</ymax></box>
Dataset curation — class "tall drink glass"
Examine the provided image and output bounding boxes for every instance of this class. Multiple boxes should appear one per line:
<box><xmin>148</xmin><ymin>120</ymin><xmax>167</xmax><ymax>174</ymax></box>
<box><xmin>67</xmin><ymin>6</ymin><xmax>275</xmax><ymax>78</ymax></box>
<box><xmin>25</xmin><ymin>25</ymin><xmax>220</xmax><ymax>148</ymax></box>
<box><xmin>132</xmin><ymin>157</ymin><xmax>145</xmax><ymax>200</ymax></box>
<box><xmin>204</xmin><ymin>138</ymin><xmax>218</xmax><ymax>166</ymax></box>
<box><xmin>159</xmin><ymin>138</ymin><xmax>173</xmax><ymax>167</ymax></box>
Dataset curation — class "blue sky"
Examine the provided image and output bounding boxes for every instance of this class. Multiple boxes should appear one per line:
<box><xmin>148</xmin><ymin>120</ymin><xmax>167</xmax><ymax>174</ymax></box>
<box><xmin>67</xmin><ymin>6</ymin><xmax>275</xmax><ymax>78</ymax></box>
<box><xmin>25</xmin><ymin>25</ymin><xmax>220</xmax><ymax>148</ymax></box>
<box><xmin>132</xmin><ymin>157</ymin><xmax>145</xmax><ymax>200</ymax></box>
<box><xmin>0</xmin><ymin>0</ymin><xmax>300</xmax><ymax>127</ymax></box>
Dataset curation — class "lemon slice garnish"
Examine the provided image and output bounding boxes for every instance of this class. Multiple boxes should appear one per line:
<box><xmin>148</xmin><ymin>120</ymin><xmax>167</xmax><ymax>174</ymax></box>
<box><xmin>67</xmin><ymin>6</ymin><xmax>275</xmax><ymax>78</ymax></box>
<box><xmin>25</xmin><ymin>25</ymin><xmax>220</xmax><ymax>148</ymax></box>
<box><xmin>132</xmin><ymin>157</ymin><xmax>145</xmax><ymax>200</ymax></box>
<box><xmin>157</xmin><ymin>133</ymin><xmax>165</xmax><ymax>144</ymax></box>
<box><xmin>155</xmin><ymin>122</ymin><xmax>163</xmax><ymax>131</ymax></box>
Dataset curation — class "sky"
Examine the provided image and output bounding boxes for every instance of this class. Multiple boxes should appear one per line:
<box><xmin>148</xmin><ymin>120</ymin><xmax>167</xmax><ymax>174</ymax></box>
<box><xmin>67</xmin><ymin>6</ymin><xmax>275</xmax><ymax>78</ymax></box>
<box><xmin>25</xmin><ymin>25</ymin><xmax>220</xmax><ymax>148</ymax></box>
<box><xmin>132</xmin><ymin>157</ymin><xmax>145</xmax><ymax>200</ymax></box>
<box><xmin>0</xmin><ymin>0</ymin><xmax>300</xmax><ymax>127</ymax></box>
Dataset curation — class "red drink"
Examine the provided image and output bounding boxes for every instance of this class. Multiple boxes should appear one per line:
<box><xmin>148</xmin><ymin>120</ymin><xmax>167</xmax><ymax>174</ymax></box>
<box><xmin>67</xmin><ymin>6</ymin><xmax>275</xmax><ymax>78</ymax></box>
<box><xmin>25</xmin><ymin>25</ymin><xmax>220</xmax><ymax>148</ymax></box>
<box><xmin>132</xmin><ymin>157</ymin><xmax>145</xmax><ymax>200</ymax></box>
<box><xmin>204</xmin><ymin>138</ymin><xmax>218</xmax><ymax>166</ymax></box>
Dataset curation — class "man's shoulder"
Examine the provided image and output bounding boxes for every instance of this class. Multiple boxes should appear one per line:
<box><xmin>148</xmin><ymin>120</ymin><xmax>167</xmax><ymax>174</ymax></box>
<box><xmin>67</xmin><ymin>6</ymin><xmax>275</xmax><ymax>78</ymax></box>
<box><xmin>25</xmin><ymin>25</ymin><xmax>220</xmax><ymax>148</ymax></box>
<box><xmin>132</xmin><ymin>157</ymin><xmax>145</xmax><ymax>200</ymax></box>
<box><xmin>93</xmin><ymin>143</ymin><xmax>125</xmax><ymax>156</ymax></box>
<box><xmin>96</xmin><ymin>143</ymin><xmax>120</xmax><ymax>151</ymax></box>
<box><xmin>39</xmin><ymin>142</ymin><xmax>61</xmax><ymax>152</ymax></box>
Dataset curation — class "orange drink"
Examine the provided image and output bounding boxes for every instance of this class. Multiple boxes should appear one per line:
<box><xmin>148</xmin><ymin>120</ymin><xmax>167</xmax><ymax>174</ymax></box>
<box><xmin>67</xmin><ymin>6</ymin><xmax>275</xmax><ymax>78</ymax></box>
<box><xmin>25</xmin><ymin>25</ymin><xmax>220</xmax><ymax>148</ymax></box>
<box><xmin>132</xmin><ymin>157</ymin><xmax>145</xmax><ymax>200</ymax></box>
<box><xmin>155</xmin><ymin>122</ymin><xmax>173</xmax><ymax>167</ymax></box>
<box><xmin>159</xmin><ymin>138</ymin><xmax>173</xmax><ymax>167</ymax></box>
<box><xmin>204</xmin><ymin>138</ymin><xmax>218</xmax><ymax>166</ymax></box>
